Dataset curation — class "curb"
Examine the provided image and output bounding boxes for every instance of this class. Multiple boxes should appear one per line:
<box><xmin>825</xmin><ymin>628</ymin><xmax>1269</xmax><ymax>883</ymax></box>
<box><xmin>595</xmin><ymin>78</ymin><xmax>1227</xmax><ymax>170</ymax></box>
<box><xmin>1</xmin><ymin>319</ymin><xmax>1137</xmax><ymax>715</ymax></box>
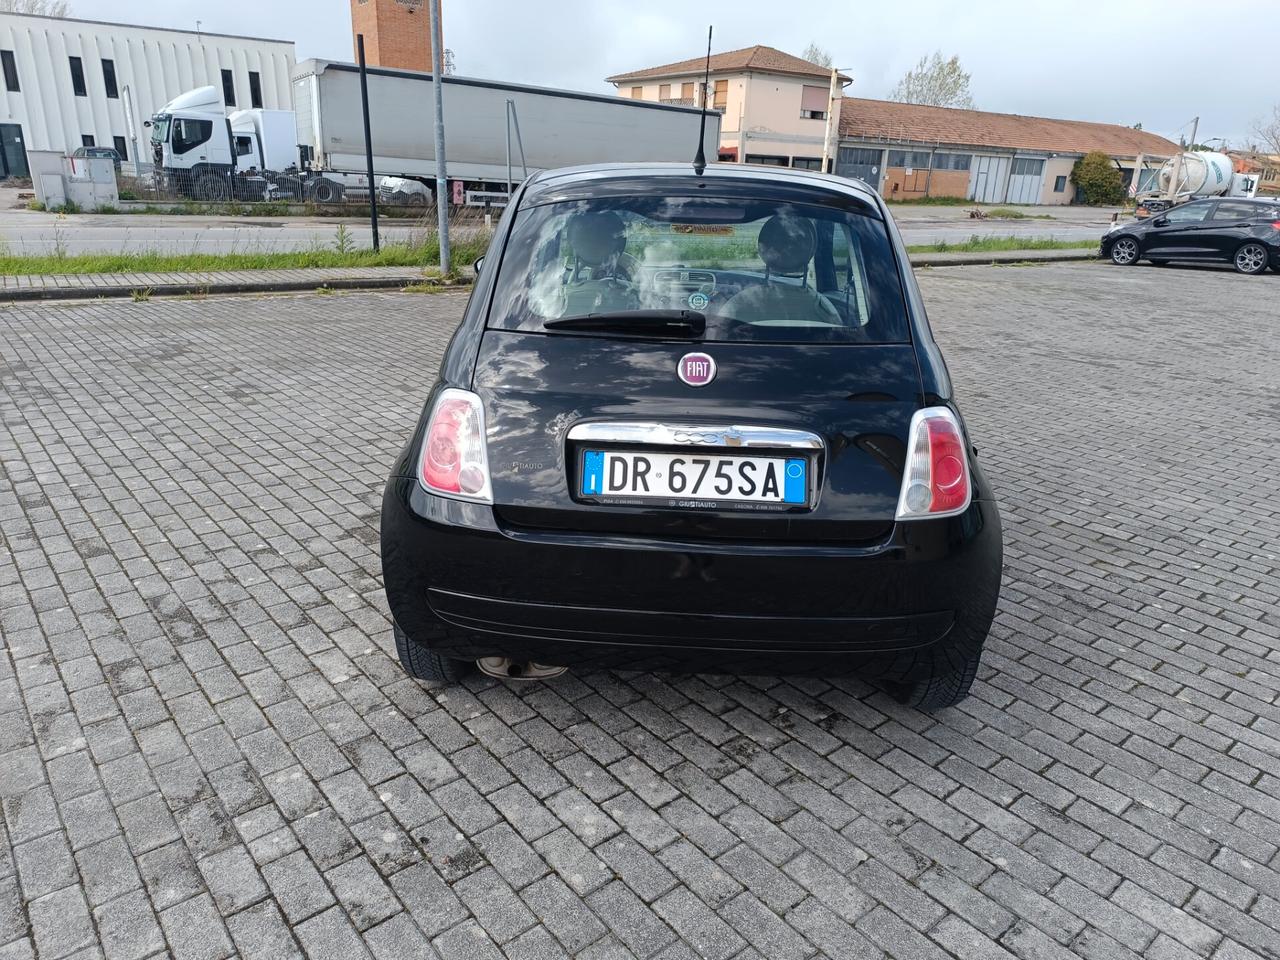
<box><xmin>909</xmin><ymin>249</ymin><xmax>1098</xmax><ymax>267</ymax></box>
<box><xmin>0</xmin><ymin>275</ymin><xmax>467</xmax><ymax>303</ymax></box>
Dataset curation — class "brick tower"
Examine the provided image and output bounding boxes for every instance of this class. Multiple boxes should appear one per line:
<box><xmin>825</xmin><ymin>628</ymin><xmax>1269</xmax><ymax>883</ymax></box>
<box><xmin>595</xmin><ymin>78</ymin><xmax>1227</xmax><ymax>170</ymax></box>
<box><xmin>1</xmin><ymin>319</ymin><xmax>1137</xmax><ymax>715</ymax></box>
<box><xmin>350</xmin><ymin>0</ymin><xmax>443</xmax><ymax>73</ymax></box>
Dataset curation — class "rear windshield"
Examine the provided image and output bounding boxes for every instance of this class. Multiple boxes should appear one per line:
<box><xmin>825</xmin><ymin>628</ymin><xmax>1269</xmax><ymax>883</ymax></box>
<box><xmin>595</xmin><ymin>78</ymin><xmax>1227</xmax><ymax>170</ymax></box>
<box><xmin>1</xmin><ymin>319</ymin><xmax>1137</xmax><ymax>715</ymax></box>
<box><xmin>488</xmin><ymin>195</ymin><xmax>909</xmax><ymax>343</ymax></box>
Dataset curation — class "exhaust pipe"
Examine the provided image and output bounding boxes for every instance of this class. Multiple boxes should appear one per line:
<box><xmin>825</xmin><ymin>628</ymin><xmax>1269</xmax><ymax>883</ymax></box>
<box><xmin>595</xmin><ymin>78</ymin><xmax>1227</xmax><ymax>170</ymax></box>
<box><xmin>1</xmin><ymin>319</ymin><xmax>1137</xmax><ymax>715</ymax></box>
<box><xmin>477</xmin><ymin>657</ymin><xmax>567</xmax><ymax>681</ymax></box>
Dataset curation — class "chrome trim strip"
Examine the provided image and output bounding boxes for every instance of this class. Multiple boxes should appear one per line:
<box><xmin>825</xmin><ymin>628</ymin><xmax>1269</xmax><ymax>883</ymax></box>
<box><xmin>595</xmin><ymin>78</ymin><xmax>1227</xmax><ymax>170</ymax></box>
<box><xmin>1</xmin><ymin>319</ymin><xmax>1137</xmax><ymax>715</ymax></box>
<box><xmin>567</xmin><ymin>422</ymin><xmax>824</xmax><ymax>450</ymax></box>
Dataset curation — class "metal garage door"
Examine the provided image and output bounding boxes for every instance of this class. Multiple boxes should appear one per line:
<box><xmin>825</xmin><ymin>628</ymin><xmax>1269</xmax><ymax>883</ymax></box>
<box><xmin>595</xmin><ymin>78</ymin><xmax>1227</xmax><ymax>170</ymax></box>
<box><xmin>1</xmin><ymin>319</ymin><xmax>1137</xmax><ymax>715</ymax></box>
<box><xmin>1006</xmin><ymin>157</ymin><xmax>1046</xmax><ymax>205</ymax></box>
<box><xmin>835</xmin><ymin>146</ymin><xmax>882</xmax><ymax>190</ymax></box>
<box><xmin>968</xmin><ymin>155</ymin><xmax>1010</xmax><ymax>203</ymax></box>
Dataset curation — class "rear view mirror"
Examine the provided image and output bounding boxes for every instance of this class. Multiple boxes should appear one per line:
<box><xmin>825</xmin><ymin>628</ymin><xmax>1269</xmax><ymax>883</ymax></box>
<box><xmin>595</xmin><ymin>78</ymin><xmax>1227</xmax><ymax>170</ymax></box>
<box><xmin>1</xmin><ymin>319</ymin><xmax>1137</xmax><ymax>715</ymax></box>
<box><xmin>473</xmin><ymin>256</ymin><xmax>484</xmax><ymax>276</ymax></box>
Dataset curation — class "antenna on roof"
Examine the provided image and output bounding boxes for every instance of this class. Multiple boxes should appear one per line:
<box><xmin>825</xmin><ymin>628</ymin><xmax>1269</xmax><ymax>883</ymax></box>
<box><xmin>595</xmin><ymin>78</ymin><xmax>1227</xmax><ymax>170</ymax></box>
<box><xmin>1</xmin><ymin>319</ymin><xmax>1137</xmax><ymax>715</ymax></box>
<box><xmin>692</xmin><ymin>25</ymin><xmax>713</xmax><ymax>176</ymax></box>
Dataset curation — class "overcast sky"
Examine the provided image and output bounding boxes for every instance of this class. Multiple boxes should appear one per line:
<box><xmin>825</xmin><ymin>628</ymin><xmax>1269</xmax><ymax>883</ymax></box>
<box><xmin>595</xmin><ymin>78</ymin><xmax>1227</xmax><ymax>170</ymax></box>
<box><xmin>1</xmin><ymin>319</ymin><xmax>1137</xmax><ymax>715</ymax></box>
<box><xmin>73</xmin><ymin>0</ymin><xmax>1277</xmax><ymax>145</ymax></box>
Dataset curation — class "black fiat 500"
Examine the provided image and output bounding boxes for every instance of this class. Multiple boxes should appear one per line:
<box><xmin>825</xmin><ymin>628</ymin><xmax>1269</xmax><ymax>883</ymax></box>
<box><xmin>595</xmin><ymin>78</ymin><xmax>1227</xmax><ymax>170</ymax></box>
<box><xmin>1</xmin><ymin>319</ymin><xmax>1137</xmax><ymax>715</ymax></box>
<box><xmin>382</xmin><ymin>162</ymin><xmax>1002</xmax><ymax>709</ymax></box>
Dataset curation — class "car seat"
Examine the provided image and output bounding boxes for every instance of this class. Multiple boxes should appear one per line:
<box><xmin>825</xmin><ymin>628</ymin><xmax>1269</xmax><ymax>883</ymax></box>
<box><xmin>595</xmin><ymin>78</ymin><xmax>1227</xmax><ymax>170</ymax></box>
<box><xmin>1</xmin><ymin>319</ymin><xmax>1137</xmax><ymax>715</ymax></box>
<box><xmin>561</xmin><ymin>212</ymin><xmax>639</xmax><ymax>316</ymax></box>
<box><xmin>722</xmin><ymin>214</ymin><xmax>841</xmax><ymax>326</ymax></box>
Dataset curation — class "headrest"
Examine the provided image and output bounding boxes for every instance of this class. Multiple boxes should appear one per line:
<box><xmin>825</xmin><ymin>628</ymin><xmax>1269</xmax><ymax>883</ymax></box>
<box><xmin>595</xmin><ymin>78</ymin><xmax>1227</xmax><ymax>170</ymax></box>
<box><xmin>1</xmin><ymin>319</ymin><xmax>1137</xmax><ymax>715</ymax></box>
<box><xmin>567</xmin><ymin>212</ymin><xmax>627</xmax><ymax>266</ymax></box>
<box><xmin>757</xmin><ymin>214</ymin><xmax>816</xmax><ymax>275</ymax></box>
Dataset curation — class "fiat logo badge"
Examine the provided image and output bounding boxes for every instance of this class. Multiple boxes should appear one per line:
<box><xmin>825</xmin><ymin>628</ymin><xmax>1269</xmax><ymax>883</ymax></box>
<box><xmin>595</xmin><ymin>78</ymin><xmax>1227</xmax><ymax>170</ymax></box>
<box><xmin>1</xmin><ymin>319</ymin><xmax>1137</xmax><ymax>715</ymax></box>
<box><xmin>677</xmin><ymin>352</ymin><xmax>716</xmax><ymax>387</ymax></box>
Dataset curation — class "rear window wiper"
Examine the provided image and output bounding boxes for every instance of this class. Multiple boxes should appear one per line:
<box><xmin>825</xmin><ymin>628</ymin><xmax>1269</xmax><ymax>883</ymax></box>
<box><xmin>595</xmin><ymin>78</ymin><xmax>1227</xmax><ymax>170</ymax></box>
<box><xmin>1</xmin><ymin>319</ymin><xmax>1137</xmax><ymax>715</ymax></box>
<box><xmin>543</xmin><ymin>310</ymin><xmax>706</xmax><ymax>338</ymax></box>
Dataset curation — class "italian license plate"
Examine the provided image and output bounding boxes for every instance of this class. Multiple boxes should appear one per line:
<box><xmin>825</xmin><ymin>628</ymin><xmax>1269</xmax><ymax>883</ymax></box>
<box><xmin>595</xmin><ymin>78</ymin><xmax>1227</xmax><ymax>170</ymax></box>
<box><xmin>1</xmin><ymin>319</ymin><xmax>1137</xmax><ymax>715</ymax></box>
<box><xmin>580</xmin><ymin>450</ymin><xmax>807</xmax><ymax>506</ymax></box>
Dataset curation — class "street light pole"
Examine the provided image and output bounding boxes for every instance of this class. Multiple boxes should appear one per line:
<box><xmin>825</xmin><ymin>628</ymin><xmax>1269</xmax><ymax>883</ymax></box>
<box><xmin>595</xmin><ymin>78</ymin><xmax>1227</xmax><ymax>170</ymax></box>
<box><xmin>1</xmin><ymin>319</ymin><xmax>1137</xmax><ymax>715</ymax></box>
<box><xmin>428</xmin><ymin>0</ymin><xmax>450</xmax><ymax>274</ymax></box>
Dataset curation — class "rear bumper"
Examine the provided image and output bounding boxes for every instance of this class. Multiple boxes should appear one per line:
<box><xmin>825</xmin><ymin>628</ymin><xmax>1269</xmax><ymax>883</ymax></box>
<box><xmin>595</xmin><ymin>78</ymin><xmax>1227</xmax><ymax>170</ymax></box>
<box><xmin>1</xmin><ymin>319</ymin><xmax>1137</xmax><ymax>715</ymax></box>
<box><xmin>381</xmin><ymin>477</ymin><xmax>1002</xmax><ymax>677</ymax></box>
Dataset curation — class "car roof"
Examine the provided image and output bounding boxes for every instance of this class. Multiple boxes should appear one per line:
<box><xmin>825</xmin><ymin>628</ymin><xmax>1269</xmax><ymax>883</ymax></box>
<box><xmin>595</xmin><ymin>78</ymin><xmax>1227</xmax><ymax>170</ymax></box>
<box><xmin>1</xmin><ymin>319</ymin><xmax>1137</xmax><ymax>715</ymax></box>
<box><xmin>520</xmin><ymin>162</ymin><xmax>882</xmax><ymax>209</ymax></box>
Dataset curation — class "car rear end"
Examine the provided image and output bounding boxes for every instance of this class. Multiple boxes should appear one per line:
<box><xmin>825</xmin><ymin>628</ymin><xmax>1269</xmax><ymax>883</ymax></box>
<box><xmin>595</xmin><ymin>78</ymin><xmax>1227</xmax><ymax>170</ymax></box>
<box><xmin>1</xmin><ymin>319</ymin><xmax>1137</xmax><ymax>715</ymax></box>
<box><xmin>382</xmin><ymin>166</ymin><xmax>1002</xmax><ymax>702</ymax></box>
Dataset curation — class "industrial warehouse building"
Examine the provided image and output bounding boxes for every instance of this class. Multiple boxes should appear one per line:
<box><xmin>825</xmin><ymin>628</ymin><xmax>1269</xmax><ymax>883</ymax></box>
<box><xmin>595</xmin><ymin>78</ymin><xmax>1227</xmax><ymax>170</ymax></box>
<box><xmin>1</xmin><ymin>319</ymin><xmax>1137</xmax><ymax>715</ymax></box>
<box><xmin>0</xmin><ymin>10</ymin><xmax>294</xmax><ymax>178</ymax></box>
<box><xmin>835</xmin><ymin>98</ymin><xmax>1181</xmax><ymax>205</ymax></box>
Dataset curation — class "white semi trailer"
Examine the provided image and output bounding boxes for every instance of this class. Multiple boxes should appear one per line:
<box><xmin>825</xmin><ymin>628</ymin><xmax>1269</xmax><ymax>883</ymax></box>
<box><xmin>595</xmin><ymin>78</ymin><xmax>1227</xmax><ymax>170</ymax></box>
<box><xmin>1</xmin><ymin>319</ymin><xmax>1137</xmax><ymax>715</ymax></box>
<box><xmin>291</xmin><ymin>59</ymin><xmax>721</xmax><ymax>202</ymax></box>
<box><xmin>148</xmin><ymin>62</ymin><xmax>720</xmax><ymax>203</ymax></box>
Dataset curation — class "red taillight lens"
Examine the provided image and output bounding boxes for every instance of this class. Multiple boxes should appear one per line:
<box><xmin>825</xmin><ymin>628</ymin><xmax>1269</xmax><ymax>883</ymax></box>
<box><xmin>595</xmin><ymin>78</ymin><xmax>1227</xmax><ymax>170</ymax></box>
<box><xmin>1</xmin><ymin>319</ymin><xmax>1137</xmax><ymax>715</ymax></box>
<box><xmin>418</xmin><ymin>388</ymin><xmax>492</xmax><ymax>503</ymax></box>
<box><xmin>1271</xmin><ymin>220</ymin><xmax>1280</xmax><ymax>231</ymax></box>
<box><xmin>895</xmin><ymin>407</ymin><xmax>972</xmax><ymax>520</ymax></box>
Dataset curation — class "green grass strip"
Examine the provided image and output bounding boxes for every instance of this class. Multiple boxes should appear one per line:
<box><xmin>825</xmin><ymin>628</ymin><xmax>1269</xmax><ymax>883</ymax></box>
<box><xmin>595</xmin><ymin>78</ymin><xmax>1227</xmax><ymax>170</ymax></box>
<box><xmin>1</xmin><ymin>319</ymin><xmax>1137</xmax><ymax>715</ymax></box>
<box><xmin>0</xmin><ymin>235</ymin><xmax>491</xmax><ymax>276</ymax></box>
<box><xmin>906</xmin><ymin>236</ymin><xmax>1097</xmax><ymax>254</ymax></box>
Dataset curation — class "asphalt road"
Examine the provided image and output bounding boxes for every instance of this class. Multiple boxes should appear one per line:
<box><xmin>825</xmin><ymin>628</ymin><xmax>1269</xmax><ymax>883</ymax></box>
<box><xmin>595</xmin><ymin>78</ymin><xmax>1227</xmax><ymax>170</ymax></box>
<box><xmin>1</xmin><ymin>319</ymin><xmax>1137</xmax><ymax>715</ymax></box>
<box><xmin>0</xmin><ymin>192</ymin><xmax>1118</xmax><ymax>255</ymax></box>
<box><xmin>2</xmin><ymin>262</ymin><xmax>1277</xmax><ymax>959</ymax></box>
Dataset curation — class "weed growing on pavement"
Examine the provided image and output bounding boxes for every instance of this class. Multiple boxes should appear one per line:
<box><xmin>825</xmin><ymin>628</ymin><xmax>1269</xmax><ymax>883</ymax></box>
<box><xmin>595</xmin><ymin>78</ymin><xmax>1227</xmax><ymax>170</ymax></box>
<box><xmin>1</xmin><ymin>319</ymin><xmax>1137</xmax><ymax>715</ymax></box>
<box><xmin>333</xmin><ymin>224</ymin><xmax>355</xmax><ymax>255</ymax></box>
<box><xmin>130</xmin><ymin>287</ymin><xmax>153</xmax><ymax>302</ymax></box>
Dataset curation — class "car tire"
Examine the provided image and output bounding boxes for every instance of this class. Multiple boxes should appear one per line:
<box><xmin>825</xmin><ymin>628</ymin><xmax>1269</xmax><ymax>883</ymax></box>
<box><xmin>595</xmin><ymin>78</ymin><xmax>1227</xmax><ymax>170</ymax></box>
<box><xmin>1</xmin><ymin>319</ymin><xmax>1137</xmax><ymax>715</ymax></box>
<box><xmin>1234</xmin><ymin>242</ymin><xmax>1268</xmax><ymax>275</ymax></box>
<box><xmin>310</xmin><ymin>179</ymin><xmax>344</xmax><ymax>204</ymax></box>
<box><xmin>393</xmin><ymin>621</ymin><xmax>471</xmax><ymax>683</ymax></box>
<box><xmin>1109</xmin><ymin>236</ymin><xmax>1139</xmax><ymax>266</ymax></box>
<box><xmin>883</xmin><ymin>636</ymin><xmax>984</xmax><ymax>710</ymax></box>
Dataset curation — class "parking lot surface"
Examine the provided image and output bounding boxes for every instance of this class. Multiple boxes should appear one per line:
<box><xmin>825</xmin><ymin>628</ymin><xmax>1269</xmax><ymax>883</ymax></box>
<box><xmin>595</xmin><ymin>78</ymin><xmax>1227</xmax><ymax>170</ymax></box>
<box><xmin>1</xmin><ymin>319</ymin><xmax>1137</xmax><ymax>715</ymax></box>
<box><xmin>2</xmin><ymin>262</ymin><xmax>1278</xmax><ymax>960</ymax></box>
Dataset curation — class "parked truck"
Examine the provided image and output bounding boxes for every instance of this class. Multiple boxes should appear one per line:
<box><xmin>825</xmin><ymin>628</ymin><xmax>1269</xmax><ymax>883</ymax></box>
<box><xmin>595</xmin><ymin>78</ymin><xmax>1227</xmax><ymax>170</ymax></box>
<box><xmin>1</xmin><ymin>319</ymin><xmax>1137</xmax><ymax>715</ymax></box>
<box><xmin>148</xmin><ymin>62</ymin><xmax>721</xmax><ymax>203</ymax></box>
<box><xmin>1135</xmin><ymin>150</ymin><xmax>1260</xmax><ymax>215</ymax></box>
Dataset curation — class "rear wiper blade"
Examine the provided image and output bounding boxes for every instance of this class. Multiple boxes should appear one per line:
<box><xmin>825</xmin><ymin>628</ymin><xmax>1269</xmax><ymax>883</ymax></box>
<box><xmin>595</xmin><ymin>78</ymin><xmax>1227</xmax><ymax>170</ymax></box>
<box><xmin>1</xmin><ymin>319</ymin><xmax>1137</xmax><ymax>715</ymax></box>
<box><xmin>544</xmin><ymin>310</ymin><xmax>706</xmax><ymax>337</ymax></box>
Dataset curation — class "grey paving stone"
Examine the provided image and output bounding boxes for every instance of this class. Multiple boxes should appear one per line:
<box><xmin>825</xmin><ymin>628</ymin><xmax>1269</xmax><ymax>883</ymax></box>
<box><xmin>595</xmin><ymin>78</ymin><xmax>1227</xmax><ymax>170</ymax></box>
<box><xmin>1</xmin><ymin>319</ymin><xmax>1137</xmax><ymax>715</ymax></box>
<box><xmin>158</xmin><ymin>893</ymin><xmax>234</xmax><ymax>960</ymax></box>
<box><xmin>94</xmin><ymin>889</ymin><xmax>165</xmax><ymax>960</ymax></box>
<box><xmin>226</xmin><ymin>901</ymin><xmax>303</xmax><ymax>959</ymax></box>
<box><xmin>324</xmin><ymin>856</ymin><xmax>401</xmax><ymax>932</ymax></box>
<box><xmin>293</xmin><ymin>905</ymin><xmax>374</xmax><ymax>960</ymax></box>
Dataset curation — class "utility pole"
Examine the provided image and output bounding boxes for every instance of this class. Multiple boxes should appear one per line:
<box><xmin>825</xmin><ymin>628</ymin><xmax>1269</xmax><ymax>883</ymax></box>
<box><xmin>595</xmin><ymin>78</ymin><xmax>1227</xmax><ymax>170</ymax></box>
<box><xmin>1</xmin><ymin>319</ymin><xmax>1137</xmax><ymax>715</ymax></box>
<box><xmin>1169</xmin><ymin>116</ymin><xmax>1197</xmax><ymax>201</ymax></box>
<box><xmin>356</xmin><ymin>34</ymin><xmax>380</xmax><ymax>251</ymax></box>
<box><xmin>820</xmin><ymin>66</ymin><xmax>843</xmax><ymax>174</ymax></box>
<box><xmin>428</xmin><ymin>0</ymin><xmax>450</xmax><ymax>274</ymax></box>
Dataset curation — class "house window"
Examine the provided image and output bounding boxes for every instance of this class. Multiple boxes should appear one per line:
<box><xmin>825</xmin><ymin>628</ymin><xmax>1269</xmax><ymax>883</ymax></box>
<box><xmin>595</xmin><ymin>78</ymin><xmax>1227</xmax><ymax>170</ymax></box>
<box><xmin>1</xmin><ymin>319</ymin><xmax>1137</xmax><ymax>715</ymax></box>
<box><xmin>791</xmin><ymin>157</ymin><xmax>823</xmax><ymax>170</ymax></box>
<box><xmin>81</xmin><ymin>134</ymin><xmax>95</xmax><ymax>147</ymax></box>
<box><xmin>681</xmin><ymin>81</ymin><xmax>694</xmax><ymax>100</ymax></box>
<box><xmin>744</xmin><ymin>154</ymin><xmax>788</xmax><ymax>166</ymax></box>
<box><xmin>1</xmin><ymin>50</ymin><xmax>19</xmax><ymax>92</ymax></box>
<box><xmin>932</xmin><ymin>153</ymin><xmax>971</xmax><ymax>171</ymax></box>
<box><xmin>249</xmin><ymin>71</ymin><xmax>262</xmax><ymax>109</ymax></box>
<box><xmin>712</xmin><ymin>78</ymin><xmax>728</xmax><ymax>111</ymax></box>
<box><xmin>1054</xmin><ymin>175</ymin><xmax>1067</xmax><ymax>193</ymax></box>
<box><xmin>800</xmin><ymin>84</ymin><xmax>827</xmax><ymax>121</ymax></box>
<box><xmin>887</xmin><ymin>150</ymin><xmax>931</xmax><ymax>168</ymax></box>
<box><xmin>69</xmin><ymin>56</ymin><xmax>87</xmax><ymax>96</ymax></box>
<box><xmin>630</xmin><ymin>86</ymin><xmax>643</xmax><ymax>99</ymax></box>
<box><xmin>1011</xmin><ymin>157</ymin><xmax>1045</xmax><ymax>176</ymax></box>
<box><xmin>222</xmin><ymin>68</ymin><xmax>236</xmax><ymax>106</ymax></box>
<box><xmin>658</xmin><ymin>83</ymin><xmax>670</xmax><ymax>100</ymax></box>
<box><xmin>113</xmin><ymin>136</ymin><xmax>128</xmax><ymax>161</ymax></box>
<box><xmin>102</xmin><ymin>58</ymin><xmax>118</xmax><ymax>98</ymax></box>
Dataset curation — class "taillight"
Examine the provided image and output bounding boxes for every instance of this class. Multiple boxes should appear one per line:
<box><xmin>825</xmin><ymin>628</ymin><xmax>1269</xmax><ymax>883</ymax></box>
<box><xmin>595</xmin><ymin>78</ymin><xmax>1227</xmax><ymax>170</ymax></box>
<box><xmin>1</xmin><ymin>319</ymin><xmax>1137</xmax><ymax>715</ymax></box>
<box><xmin>1271</xmin><ymin>221</ymin><xmax>1280</xmax><ymax>232</ymax></box>
<box><xmin>895</xmin><ymin>407</ymin><xmax>972</xmax><ymax>520</ymax></box>
<box><xmin>418</xmin><ymin>388</ymin><xmax>492</xmax><ymax>503</ymax></box>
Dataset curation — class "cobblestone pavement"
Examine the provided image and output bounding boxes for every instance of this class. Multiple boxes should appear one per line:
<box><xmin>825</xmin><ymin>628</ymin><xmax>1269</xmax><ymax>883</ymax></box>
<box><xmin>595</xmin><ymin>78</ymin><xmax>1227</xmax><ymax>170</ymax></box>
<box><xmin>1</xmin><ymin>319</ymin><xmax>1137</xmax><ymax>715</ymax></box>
<box><xmin>2</xmin><ymin>263</ymin><xmax>1278</xmax><ymax>960</ymax></box>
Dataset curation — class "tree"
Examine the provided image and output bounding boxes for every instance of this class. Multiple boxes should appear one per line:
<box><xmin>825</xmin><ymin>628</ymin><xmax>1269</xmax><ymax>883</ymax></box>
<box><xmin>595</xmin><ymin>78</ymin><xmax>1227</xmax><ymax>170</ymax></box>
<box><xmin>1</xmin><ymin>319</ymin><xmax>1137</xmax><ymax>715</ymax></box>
<box><xmin>0</xmin><ymin>0</ymin><xmax>71</xmax><ymax>14</ymax></box>
<box><xmin>1071</xmin><ymin>150</ymin><xmax>1125</xmax><ymax>205</ymax></box>
<box><xmin>801</xmin><ymin>43</ymin><xmax>833</xmax><ymax>69</ymax></box>
<box><xmin>1251</xmin><ymin>104</ymin><xmax>1280</xmax><ymax>155</ymax></box>
<box><xmin>888</xmin><ymin>52</ymin><xmax>975</xmax><ymax>109</ymax></box>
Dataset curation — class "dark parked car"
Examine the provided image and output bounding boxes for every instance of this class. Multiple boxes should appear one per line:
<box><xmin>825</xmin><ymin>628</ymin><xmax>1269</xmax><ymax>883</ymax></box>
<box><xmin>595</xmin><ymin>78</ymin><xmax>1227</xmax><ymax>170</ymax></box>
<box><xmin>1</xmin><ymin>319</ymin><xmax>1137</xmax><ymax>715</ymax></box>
<box><xmin>70</xmin><ymin>145</ymin><xmax>123</xmax><ymax>173</ymax></box>
<box><xmin>382</xmin><ymin>162</ymin><xmax>1003</xmax><ymax>709</ymax></box>
<box><xmin>1102</xmin><ymin>197</ymin><xmax>1280</xmax><ymax>274</ymax></box>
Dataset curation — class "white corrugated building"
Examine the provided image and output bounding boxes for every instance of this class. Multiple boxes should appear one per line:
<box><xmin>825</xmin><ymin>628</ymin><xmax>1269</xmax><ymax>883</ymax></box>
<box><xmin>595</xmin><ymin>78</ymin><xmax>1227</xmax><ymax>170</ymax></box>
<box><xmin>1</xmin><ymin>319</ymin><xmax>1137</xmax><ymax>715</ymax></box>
<box><xmin>0</xmin><ymin>10</ymin><xmax>294</xmax><ymax>178</ymax></box>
